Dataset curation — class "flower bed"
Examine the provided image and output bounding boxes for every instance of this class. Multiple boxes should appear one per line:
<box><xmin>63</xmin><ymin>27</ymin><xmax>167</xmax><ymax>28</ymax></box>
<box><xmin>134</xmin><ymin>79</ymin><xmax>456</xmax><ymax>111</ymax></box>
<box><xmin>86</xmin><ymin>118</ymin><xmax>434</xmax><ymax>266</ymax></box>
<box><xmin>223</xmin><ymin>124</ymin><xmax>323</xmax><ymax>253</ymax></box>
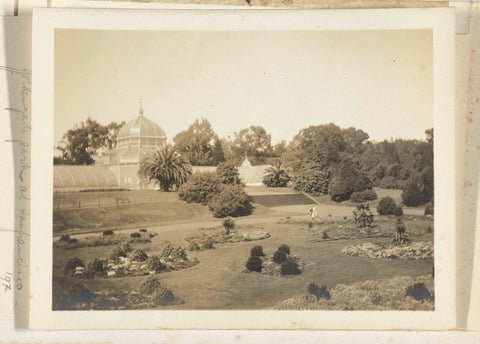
<box><xmin>185</xmin><ymin>225</ymin><xmax>270</xmax><ymax>251</ymax></box>
<box><xmin>256</xmin><ymin>255</ymin><xmax>304</xmax><ymax>277</ymax></box>
<box><xmin>273</xmin><ymin>275</ymin><xmax>434</xmax><ymax>311</ymax></box>
<box><xmin>72</xmin><ymin>241</ymin><xmax>198</xmax><ymax>278</ymax></box>
<box><xmin>54</xmin><ymin>231</ymin><xmax>156</xmax><ymax>249</ymax></box>
<box><xmin>342</xmin><ymin>242</ymin><xmax>433</xmax><ymax>260</ymax></box>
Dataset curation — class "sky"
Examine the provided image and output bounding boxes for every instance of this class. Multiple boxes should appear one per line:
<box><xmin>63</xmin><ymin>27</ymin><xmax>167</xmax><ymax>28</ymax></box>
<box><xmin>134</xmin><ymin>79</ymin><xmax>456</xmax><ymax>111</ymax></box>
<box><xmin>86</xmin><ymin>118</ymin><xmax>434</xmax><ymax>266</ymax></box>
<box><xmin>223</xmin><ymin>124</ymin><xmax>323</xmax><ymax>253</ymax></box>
<box><xmin>54</xmin><ymin>29</ymin><xmax>432</xmax><ymax>146</ymax></box>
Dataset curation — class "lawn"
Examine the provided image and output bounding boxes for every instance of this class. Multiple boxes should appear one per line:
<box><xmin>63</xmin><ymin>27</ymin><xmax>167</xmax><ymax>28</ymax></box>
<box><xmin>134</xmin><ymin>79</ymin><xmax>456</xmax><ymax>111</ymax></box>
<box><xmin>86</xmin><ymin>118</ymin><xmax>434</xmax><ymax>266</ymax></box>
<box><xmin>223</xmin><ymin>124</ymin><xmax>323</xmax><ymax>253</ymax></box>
<box><xmin>53</xmin><ymin>215</ymin><xmax>434</xmax><ymax>310</ymax></box>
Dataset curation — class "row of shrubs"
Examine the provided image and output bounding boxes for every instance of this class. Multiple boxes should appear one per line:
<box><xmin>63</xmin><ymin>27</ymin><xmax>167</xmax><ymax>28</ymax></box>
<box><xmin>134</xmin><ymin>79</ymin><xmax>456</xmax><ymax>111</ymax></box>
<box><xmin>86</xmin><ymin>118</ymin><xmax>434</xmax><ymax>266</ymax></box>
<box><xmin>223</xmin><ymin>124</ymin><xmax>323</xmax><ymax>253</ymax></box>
<box><xmin>178</xmin><ymin>162</ymin><xmax>253</xmax><ymax>218</ymax></box>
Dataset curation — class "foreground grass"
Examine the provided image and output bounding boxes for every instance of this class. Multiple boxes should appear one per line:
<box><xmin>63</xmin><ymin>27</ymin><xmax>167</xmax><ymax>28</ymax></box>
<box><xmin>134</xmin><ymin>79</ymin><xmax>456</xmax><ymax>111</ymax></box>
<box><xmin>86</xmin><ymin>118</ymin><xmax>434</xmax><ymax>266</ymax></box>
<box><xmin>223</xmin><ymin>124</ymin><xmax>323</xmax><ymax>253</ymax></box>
<box><xmin>273</xmin><ymin>275</ymin><xmax>434</xmax><ymax>311</ymax></box>
<box><xmin>53</xmin><ymin>216</ymin><xmax>434</xmax><ymax>310</ymax></box>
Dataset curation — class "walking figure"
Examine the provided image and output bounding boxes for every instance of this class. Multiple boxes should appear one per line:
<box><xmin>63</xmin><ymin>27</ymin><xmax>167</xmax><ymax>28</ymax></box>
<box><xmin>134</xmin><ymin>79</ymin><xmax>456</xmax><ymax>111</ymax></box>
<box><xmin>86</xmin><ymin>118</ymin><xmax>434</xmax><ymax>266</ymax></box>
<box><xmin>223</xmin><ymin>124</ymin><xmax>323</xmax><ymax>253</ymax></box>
<box><xmin>308</xmin><ymin>206</ymin><xmax>317</xmax><ymax>220</ymax></box>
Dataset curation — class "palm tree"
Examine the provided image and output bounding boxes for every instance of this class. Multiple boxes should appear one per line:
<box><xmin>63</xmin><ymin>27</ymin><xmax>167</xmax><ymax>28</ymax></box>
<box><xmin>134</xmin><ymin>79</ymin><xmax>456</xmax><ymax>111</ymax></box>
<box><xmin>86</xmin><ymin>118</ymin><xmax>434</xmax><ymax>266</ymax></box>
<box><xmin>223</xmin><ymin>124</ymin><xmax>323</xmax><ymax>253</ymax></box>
<box><xmin>262</xmin><ymin>160</ymin><xmax>290</xmax><ymax>187</ymax></box>
<box><xmin>138</xmin><ymin>145</ymin><xmax>192</xmax><ymax>191</ymax></box>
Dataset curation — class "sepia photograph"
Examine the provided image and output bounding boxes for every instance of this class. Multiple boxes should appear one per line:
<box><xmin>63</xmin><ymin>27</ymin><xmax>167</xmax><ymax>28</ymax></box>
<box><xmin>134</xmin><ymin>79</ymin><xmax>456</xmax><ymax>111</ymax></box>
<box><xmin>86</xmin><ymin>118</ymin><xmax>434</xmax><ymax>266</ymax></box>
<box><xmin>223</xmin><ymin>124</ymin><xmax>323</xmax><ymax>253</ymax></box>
<box><xmin>30</xmin><ymin>8</ymin><xmax>455</xmax><ymax>330</ymax></box>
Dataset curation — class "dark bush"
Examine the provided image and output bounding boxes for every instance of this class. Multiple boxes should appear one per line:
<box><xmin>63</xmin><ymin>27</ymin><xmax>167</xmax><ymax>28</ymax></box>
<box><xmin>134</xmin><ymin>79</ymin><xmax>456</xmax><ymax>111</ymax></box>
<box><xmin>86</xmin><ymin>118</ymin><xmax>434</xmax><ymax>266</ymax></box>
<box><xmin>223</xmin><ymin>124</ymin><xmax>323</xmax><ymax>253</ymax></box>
<box><xmin>307</xmin><ymin>282</ymin><xmax>331</xmax><ymax>300</ymax></box>
<box><xmin>146</xmin><ymin>256</ymin><xmax>166</xmax><ymax>272</ymax></box>
<box><xmin>273</xmin><ymin>250</ymin><xmax>287</xmax><ymax>264</ymax></box>
<box><xmin>201</xmin><ymin>238</ymin><xmax>215</xmax><ymax>250</ymax></box>
<box><xmin>377</xmin><ymin>197</ymin><xmax>397</xmax><ymax>215</ymax></box>
<box><xmin>278</xmin><ymin>244</ymin><xmax>290</xmax><ymax>255</ymax></box>
<box><xmin>406</xmin><ymin>282</ymin><xmax>432</xmax><ymax>302</ymax></box>
<box><xmin>109</xmin><ymin>246</ymin><xmax>127</xmax><ymax>260</ymax></box>
<box><xmin>250</xmin><ymin>245</ymin><xmax>265</xmax><ymax>257</ymax></box>
<box><xmin>292</xmin><ymin>165</ymin><xmax>330</xmax><ymax>196</ymax></box>
<box><xmin>328</xmin><ymin>159</ymin><xmax>372</xmax><ymax>202</ymax></box>
<box><xmin>350</xmin><ymin>189</ymin><xmax>378</xmax><ymax>202</ymax></box>
<box><xmin>123</xmin><ymin>243</ymin><xmax>133</xmax><ymax>253</ymax></box>
<box><xmin>139</xmin><ymin>228</ymin><xmax>147</xmax><ymax>233</ymax></box>
<box><xmin>130</xmin><ymin>232</ymin><xmax>141</xmax><ymax>238</ymax></box>
<box><xmin>178</xmin><ymin>171</ymin><xmax>222</xmax><ymax>205</ymax></box>
<box><xmin>216</xmin><ymin>162</ymin><xmax>243</xmax><ymax>185</ymax></box>
<box><xmin>424</xmin><ymin>203</ymin><xmax>434</xmax><ymax>216</ymax></box>
<box><xmin>208</xmin><ymin>184</ymin><xmax>253</xmax><ymax>218</ymax></box>
<box><xmin>52</xmin><ymin>281</ymin><xmax>95</xmax><ymax>310</ymax></box>
<box><xmin>222</xmin><ymin>217</ymin><xmax>235</xmax><ymax>234</ymax></box>
<box><xmin>353</xmin><ymin>203</ymin><xmax>374</xmax><ymax>228</ymax></box>
<box><xmin>246</xmin><ymin>256</ymin><xmax>262</xmax><ymax>272</ymax></box>
<box><xmin>280</xmin><ymin>256</ymin><xmax>302</xmax><ymax>276</ymax></box>
<box><xmin>139</xmin><ymin>276</ymin><xmax>176</xmax><ymax>306</ymax></box>
<box><xmin>322</xmin><ymin>231</ymin><xmax>329</xmax><ymax>240</ymax></box>
<box><xmin>102</xmin><ymin>230</ymin><xmax>114</xmax><ymax>236</ymax></box>
<box><xmin>59</xmin><ymin>235</ymin><xmax>72</xmax><ymax>243</ymax></box>
<box><xmin>64</xmin><ymin>257</ymin><xmax>84</xmax><ymax>275</ymax></box>
<box><xmin>85</xmin><ymin>258</ymin><xmax>106</xmax><ymax>277</ymax></box>
<box><xmin>394</xmin><ymin>206</ymin><xmax>404</xmax><ymax>216</ymax></box>
<box><xmin>132</xmin><ymin>249</ymin><xmax>148</xmax><ymax>262</ymax></box>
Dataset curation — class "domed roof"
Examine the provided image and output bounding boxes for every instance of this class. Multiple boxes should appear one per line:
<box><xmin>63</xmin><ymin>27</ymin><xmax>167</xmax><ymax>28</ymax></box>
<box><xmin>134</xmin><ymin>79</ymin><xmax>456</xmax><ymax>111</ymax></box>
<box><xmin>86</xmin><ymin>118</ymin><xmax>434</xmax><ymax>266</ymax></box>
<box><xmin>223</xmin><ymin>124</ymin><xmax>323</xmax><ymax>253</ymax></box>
<box><xmin>117</xmin><ymin>104</ymin><xmax>166</xmax><ymax>140</ymax></box>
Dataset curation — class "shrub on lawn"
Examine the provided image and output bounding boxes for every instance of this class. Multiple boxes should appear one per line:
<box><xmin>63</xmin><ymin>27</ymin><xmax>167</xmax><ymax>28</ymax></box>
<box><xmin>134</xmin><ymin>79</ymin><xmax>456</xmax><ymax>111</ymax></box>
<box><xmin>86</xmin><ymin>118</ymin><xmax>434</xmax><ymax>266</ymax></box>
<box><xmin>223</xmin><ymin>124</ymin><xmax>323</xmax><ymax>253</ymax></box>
<box><xmin>424</xmin><ymin>202</ymin><xmax>434</xmax><ymax>216</ymax></box>
<box><xmin>216</xmin><ymin>162</ymin><xmax>244</xmax><ymax>185</ymax></box>
<box><xmin>64</xmin><ymin>257</ymin><xmax>84</xmax><ymax>275</ymax></box>
<box><xmin>132</xmin><ymin>249</ymin><xmax>148</xmax><ymax>262</ymax></box>
<box><xmin>377</xmin><ymin>197</ymin><xmax>397</xmax><ymax>215</ymax></box>
<box><xmin>146</xmin><ymin>256</ymin><xmax>166</xmax><ymax>272</ymax></box>
<box><xmin>110</xmin><ymin>243</ymin><xmax>132</xmax><ymax>260</ymax></box>
<box><xmin>273</xmin><ymin>250</ymin><xmax>287</xmax><ymax>264</ymax></box>
<box><xmin>139</xmin><ymin>276</ymin><xmax>176</xmax><ymax>306</ymax></box>
<box><xmin>280</xmin><ymin>256</ymin><xmax>301</xmax><ymax>276</ymax></box>
<box><xmin>208</xmin><ymin>184</ymin><xmax>253</xmax><ymax>218</ymax></box>
<box><xmin>350</xmin><ymin>189</ymin><xmax>378</xmax><ymax>203</ymax></box>
<box><xmin>139</xmin><ymin>228</ymin><xmax>147</xmax><ymax>233</ymax></box>
<box><xmin>394</xmin><ymin>206</ymin><xmax>404</xmax><ymax>216</ymax></box>
<box><xmin>307</xmin><ymin>282</ymin><xmax>331</xmax><ymax>300</ymax></box>
<box><xmin>85</xmin><ymin>258</ymin><xmax>106</xmax><ymax>277</ymax></box>
<box><xmin>278</xmin><ymin>244</ymin><xmax>291</xmax><ymax>255</ymax></box>
<box><xmin>201</xmin><ymin>238</ymin><xmax>215</xmax><ymax>250</ymax></box>
<box><xmin>250</xmin><ymin>245</ymin><xmax>265</xmax><ymax>257</ymax></box>
<box><xmin>392</xmin><ymin>218</ymin><xmax>411</xmax><ymax>246</ymax></box>
<box><xmin>353</xmin><ymin>203</ymin><xmax>374</xmax><ymax>228</ymax></box>
<box><xmin>406</xmin><ymin>282</ymin><xmax>432</xmax><ymax>302</ymax></box>
<box><xmin>102</xmin><ymin>230</ymin><xmax>114</xmax><ymax>236</ymax></box>
<box><xmin>130</xmin><ymin>232</ymin><xmax>141</xmax><ymax>238</ymax></box>
<box><xmin>246</xmin><ymin>256</ymin><xmax>262</xmax><ymax>272</ymax></box>
<box><xmin>222</xmin><ymin>217</ymin><xmax>235</xmax><ymax>234</ymax></box>
<box><xmin>58</xmin><ymin>235</ymin><xmax>78</xmax><ymax>244</ymax></box>
<box><xmin>161</xmin><ymin>243</ymin><xmax>187</xmax><ymax>260</ymax></box>
<box><xmin>178</xmin><ymin>171</ymin><xmax>222</xmax><ymax>205</ymax></box>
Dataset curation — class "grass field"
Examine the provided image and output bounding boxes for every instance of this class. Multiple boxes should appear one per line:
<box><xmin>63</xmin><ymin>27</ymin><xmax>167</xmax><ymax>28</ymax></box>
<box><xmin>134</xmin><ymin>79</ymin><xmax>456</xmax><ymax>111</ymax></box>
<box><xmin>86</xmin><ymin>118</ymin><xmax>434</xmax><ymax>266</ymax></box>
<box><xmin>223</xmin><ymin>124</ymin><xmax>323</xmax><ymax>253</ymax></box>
<box><xmin>53</xmin><ymin>215</ymin><xmax>434</xmax><ymax>310</ymax></box>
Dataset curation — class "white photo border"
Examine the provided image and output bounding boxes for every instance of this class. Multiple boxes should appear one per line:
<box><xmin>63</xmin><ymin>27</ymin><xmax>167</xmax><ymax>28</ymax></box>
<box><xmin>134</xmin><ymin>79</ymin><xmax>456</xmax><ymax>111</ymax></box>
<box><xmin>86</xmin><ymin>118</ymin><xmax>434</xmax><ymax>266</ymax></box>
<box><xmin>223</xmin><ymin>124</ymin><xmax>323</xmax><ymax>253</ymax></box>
<box><xmin>30</xmin><ymin>7</ymin><xmax>455</xmax><ymax>330</ymax></box>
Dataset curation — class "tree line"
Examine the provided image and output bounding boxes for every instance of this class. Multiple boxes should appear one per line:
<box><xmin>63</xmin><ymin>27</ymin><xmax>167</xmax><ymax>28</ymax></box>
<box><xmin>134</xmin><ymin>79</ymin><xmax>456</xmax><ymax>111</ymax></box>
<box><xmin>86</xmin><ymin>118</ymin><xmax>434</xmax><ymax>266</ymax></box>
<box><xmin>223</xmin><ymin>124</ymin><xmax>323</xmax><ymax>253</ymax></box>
<box><xmin>54</xmin><ymin>117</ymin><xmax>433</xmax><ymax>206</ymax></box>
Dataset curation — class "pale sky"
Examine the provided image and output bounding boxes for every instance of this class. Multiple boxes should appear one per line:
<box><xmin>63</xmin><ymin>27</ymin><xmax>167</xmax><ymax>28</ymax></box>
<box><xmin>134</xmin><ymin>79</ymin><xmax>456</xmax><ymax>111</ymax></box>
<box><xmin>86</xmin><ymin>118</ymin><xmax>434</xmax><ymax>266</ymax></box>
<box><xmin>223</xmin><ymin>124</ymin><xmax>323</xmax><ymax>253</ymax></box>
<box><xmin>54</xmin><ymin>29</ymin><xmax>432</xmax><ymax>146</ymax></box>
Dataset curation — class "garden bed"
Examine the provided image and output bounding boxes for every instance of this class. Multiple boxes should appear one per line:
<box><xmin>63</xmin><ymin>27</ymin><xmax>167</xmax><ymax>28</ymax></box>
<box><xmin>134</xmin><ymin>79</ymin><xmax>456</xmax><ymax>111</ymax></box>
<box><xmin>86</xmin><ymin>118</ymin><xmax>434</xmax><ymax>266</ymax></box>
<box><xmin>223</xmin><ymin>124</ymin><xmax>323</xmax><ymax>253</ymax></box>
<box><xmin>67</xmin><ymin>241</ymin><xmax>199</xmax><ymax>279</ymax></box>
<box><xmin>273</xmin><ymin>275</ymin><xmax>434</xmax><ymax>311</ymax></box>
<box><xmin>342</xmin><ymin>242</ymin><xmax>434</xmax><ymax>260</ymax></box>
<box><xmin>53</xmin><ymin>231</ymin><xmax>156</xmax><ymax>249</ymax></box>
<box><xmin>185</xmin><ymin>225</ymin><xmax>270</xmax><ymax>251</ymax></box>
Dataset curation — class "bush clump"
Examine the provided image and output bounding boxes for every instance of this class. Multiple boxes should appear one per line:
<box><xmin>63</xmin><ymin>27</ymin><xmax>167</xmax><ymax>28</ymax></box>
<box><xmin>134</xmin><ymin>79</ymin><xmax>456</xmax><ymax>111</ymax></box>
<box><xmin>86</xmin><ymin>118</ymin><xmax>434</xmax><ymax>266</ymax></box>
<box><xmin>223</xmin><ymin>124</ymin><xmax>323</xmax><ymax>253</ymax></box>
<box><xmin>250</xmin><ymin>245</ymin><xmax>265</xmax><ymax>257</ymax></box>
<box><xmin>139</xmin><ymin>276</ymin><xmax>176</xmax><ymax>306</ymax></box>
<box><xmin>222</xmin><ymin>217</ymin><xmax>235</xmax><ymax>234</ymax></box>
<box><xmin>278</xmin><ymin>244</ymin><xmax>290</xmax><ymax>255</ymax></box>
<box><xmin>424</xmin><ymin>202</ymin><xmax>434</xmax><ymax>216</ymax></box>
<box><xmin>392</xmin><ymin>218</ymin><xmax>411</xmax><ymax>246</ymax></box>
<box><xmin>246</xmin><ymin>256</ymin><xmax>262</xmax><ymax>272</ymax></box>
<box><xmin>377</xmin><ymin>197</ymin><xmax>397</xmax><ymax>215</ymax></box>
<box><xmin>273</xmin><ymin>250</ymin><xmax>287</xmax><ymax>264</ymax></box>
<box><xmin>58</xmin><ymin>235</ymin><xmax>78</xmax><ymax>244</ymax></box>
<box><xmin>130</xmin><ymin>232</ymin><xmax>141</xmax><ymax>238</ymax></box>
<box><xmin>353</xmin><ymin>203</ymin><xmax>374</xmax><ymax>228</ymax></box>
<box><xmin>132</xmin><ymin>249</ymin><xmax>148</xmax><ymax>262</ymax></box>
<box><xmin>161</xmin><ymin>244</ymin><xmax>187</xmax><ymax>260</ymax></box>
<box><xmin>280</xmin><ymin>256</ymin><xmax>301</xmax><ymax>276</ymax></box>
<box><xmin>328</xmin><ymin>159</ymin><xmax>372</xmax><ymax>202</ymax></box>
<box><xmin>85</xmin><ymin>258</ymin><xmax>106</xmax><ymax>277</ymax></box>
<box><xmin>406</xmin><ymin>282</ymin><xmax>432</xmax><ymax>302</ymax></box>
<box><xmin>178</xmin><ymin>171</ymin><xmax>222</xmax><ymax>205</ymax></box>
<box><xmin>102</xmin><ymin>230</ymin><xmax>114</xmax><ymax>236</ymax></box>
<box><xmin>394</xmin><ymin>206</ymin><xmax>404</xmax><ymax>216</ymax></box>
<box><xmin>350</xmin><ymin>189</ymin><xmax>378</xmax><ymax>203</ymax></box>
<box><xmin>307</xmin><ymin>282</ymin><xmax>331</xmax><ymax>300</ymax></box>
<box><xmin>139</xmin><ymin>228</ymin><xmax>147</xmax><ymax>233</ymax></box>
<box><xmin>208</xmin><ymin>184</ymin><xmax>253</xmax><ymax>218</ymax></box>
<box><xmin>216</xmin><ymin>162</ymin><xmax>244</xmax><ymax>185</ymax></box>
<box><xmin>109</xmin><ymin>243</ymin><xmax>132</xmax><ymax>260</ymax></box>
<box><xmin>64</xmin><ymin>257</ymin><xmax>84</xmax><ymax>275</ymax></box>
<box><xmin>145</xmin><ymin>256</ymin><xmax>166</xmax><ymax>272</ymax></box>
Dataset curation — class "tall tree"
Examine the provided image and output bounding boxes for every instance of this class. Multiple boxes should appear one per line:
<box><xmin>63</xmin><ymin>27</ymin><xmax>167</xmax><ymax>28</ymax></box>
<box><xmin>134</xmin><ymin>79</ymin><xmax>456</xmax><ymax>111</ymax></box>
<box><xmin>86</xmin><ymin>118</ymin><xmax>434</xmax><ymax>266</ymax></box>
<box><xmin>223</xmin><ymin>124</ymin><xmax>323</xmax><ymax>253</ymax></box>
<box><xmin>138</xmin><ymin>145</ymin><xmax>192</xmax><ymax>192</ymax></box>
<box><xmin>173</xmin><ymin>118</ymin><xmax>218</xmax><ymax>166</ymax></box>
<box><xmin>231</xmin><ymin>125</ymin><xmax>272</xmax><ymax>165</ymax></box>
<box><xmin>211</xmin><ymin>138</ymin><xmax>226</xmax><ymax>165</ymax></box>
<box><xmin>55</xmin><ymin>118</ymin><xmax>125</xmax><ymax>165</ymax></box>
